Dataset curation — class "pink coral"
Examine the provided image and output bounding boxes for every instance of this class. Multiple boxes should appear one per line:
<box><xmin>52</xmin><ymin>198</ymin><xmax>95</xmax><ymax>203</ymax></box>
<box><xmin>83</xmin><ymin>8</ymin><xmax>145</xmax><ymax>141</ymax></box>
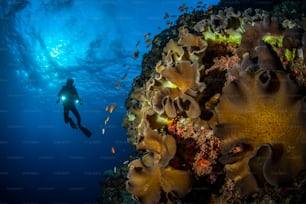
<box><xmin>192</xmin><ymin>128</ymin><xmax>220</xmax><ymax>181</ymax></box>
<box><xmin>167</xmin><ymin>116</ymin><xmax>221</xmax><ymax>181</ymax></box>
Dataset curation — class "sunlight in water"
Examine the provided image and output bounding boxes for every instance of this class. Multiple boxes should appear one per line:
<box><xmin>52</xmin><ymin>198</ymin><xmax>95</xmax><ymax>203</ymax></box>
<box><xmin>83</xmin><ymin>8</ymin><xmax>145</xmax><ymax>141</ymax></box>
<box><xmin>46</xmin><ymin>38</ymin><xmax>72</xmax><ymax>66</ymax></box>
<box><xmin>35</xmin><ymin>34</ymin><xmax>80</xmax><ymax>69</ymax></box>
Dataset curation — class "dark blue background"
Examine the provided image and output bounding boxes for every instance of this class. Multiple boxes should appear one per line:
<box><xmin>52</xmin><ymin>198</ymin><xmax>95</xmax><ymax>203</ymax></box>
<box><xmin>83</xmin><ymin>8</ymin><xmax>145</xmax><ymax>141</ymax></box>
<box><xmin>0</xmin><ymin>0</ymin><xmax>218</xmax><ymax>203</ymax></box>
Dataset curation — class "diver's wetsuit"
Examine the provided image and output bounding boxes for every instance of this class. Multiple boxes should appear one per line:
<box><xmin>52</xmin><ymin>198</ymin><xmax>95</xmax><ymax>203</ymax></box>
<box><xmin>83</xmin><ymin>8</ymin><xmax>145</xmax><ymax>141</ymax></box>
<box><xmin>58</xmin><ymin>85</ymin><xmax>81</xmax><ymax>128</ymax></box>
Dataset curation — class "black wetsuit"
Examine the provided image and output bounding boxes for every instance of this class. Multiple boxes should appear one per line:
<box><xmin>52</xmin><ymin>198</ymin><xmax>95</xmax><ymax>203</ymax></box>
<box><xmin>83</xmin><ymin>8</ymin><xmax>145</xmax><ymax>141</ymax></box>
<box><xmin>57</xmin><ymin>85</ymin><xmax>81</xmax><ymax>127</ymax></box>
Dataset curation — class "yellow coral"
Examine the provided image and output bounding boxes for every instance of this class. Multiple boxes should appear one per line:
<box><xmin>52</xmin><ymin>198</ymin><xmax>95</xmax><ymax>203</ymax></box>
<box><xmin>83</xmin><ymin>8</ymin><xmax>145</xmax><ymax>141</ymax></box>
<box><xmin>161</xmin><ymin>61</ymin><xmax>203</xmax><ymax>93</ymax></box>
<box><xmin>163</xmin><ymin>39</ymin><xmax>185</xmax><ymax>62</ymax></box>
<box><xmin>137</xmin><ymin>123</ymin><xmax>176</xmax><ymax>167</ymax></box>
<box><xmin>126</xmin><ymin>159</ymin><xmax>162</xmax><ymax>204</ymax></box>
<box><xmin>126</xmin><ymin>159</ymin><xmax>191</xmax><ymax>204</ymax></box>
<box><xmin>126</xmin><ymin>122</ymin><xmax>191</xmax><ymax>203</ymax></box>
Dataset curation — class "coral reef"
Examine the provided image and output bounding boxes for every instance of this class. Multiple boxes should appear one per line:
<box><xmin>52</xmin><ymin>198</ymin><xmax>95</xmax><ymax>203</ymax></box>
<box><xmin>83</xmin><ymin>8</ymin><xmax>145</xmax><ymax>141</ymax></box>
<box><xmin>122</xmin><ymin>2</ymin><xmax>306</xmax><ymax>204</ymax></box>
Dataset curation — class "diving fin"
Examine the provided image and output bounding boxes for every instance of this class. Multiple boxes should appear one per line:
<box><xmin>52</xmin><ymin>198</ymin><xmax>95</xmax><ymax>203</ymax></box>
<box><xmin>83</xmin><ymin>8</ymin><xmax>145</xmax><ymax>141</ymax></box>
<box><xmin>79</xmin><ymin>125</ymin><xmax>92</xmax><ymax>137</ymax></box>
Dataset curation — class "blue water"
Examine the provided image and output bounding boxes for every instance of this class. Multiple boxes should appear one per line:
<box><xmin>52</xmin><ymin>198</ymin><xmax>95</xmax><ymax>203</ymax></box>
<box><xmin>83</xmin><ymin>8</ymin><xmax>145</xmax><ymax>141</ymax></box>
<box><xmin>0</xmin><ymin>0</ymin><xmax>219</xmax><ymax>203</ymax></box>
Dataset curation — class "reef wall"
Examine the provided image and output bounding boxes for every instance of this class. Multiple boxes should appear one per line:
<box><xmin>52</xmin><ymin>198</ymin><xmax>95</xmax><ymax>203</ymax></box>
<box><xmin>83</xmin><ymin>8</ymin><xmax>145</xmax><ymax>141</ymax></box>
<box><xmin>123</xmin><ymin>3</ymin><xmax>306</xmax><ymax>203</ymax></box>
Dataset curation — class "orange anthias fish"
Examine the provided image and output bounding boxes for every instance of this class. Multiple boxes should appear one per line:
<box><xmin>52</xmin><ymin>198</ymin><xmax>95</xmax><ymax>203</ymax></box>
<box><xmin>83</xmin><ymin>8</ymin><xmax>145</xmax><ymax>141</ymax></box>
<box><xmin>109</xmin><ymin>104</ymin><xmax>116</xmax><ymax>113</ymax></box>
<box><xmin>111</xmin><ymin>147</ymin><xmax>115</xmax><ymax>154</ymax></box>
<box><xmin>153</xmin><ymin>37</ymin><xmax>159</xmax><ymax>44</ymax></box>
<box><xmin>134</xmin><ymin>50</ymin><xmax>139</xmax><ymax>59</ymax></box>
<box><xmin>145</xmin><ymin>39</ymin><xmax>151</xmax><ymax>48</ymax></box>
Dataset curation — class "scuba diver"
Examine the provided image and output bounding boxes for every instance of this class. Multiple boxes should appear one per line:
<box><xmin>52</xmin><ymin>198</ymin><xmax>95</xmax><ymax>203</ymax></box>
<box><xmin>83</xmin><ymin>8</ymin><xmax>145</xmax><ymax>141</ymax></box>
<box><xmin>56</xmin><ymin>78</ymin><xmax>92</xmax><ymax>137</ymax></box>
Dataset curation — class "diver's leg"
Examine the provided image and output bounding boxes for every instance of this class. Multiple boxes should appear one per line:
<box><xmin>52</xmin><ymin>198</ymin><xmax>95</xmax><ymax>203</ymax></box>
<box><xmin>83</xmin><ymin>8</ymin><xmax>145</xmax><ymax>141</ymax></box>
<box><xmin>70</xmin><ymin>106</ymin><xmax>91</xmax><ymax>137</ymax></box>
<box><xmin>71</xmin><ymin>105</ymin><xmax>81</xmax><ymax>127</ymax></box>
<box><xmin>64</xmin><ymin>106</ymin><xmax>77</xmax><ymax>129</ymax></box>
<box><xmin>64</xmin><ymin>106</ymin><xmax>69</xmax><ymax>124</ymax></box>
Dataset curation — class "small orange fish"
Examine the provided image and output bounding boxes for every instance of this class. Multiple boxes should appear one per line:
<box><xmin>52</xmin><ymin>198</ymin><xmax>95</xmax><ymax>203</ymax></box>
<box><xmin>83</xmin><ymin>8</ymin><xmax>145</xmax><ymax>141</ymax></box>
<box><xmin>164</xmin><ymin>12</ymin><xmax>169</xmax><ymax>19</ymax></box>
<box><xmin>153</xmin><ymin>37</ymin><xmax>159</xmax><ymax>44</ymax></box>
<box><xmin>144</xmin><ymin>32</ymin><xmax>151</xmax><ymax>39</ymax></box>
<box><xmin>135</xmin><ymin>40</ymin><xmax>140</xmax><ymax>48</ymax></box>
<box><xmin>111</xmin><ymin>147</ymin><xmax>115</xmax><ymax>154</ymax></box>
<box><xmin>145</xmin><ymin>39</ymin><xmax>151</xmax><ymax>48</ymax></box>
<box><xmin>109</xmin><ymin>104</ymin><xmax>116</xmax><ymax>113</ymax></box>
<box><xmin>105</xmin><ymin>105</ymin><xmax>109</xmax><ymax>111</ymax></box>
<box><xmin>134</xmin><ymin>50</ymin><xmax>139</xmax><ymax>59</ymax></box>
<box><xmin>104</xmin><ymin>116</ymin><xmax>110</xmax><ymax>125</ymax></box>
<box><xmin>145</xmin><ymin>39</ymin><xmax>151</xmax><ymax>45</ymax></box>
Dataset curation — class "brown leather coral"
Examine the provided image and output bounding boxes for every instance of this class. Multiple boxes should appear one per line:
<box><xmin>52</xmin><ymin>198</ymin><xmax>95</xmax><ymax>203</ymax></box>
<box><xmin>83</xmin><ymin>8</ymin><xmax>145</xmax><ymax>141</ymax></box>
<box><xmin>159</xmin><ymin>61</ymin><xmax>205</xmax><ymax>94</ymax></box>
<box><xmin>126</xmin><ymin>159</ymin><xmax>192</xmax><ymax>204</ymax></box>
<box><xmin>178</xmin><ymin>26</ymin><xmax>208</xmax><ymax>61</ymax></box>
<box><xmin>152</xmin><ymin>87</ymin><xmax>201</xmax><ymax>119</ymax></box>
<box><xmin>152</xmin><ymin>60</ymin><xmax>204</xmax><ymax>119</ymax></box>
<box><xmin>137</xmin><ymin>123</ymin><xmax>177</xmax><ymax>168</ymax></box>
<box><xmin>126</xmin><ymin>121</ymin><xmax>191</xmax><ymax>204</ymax></box>
<box><xmin>214</xmin><ymin>45</ymin><xmax>306</xmax><ymax>196</ymax></box>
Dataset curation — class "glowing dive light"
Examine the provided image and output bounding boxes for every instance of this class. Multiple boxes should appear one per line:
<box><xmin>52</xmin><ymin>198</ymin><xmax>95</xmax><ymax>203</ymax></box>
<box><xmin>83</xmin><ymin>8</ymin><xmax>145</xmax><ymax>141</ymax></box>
<box><xmin>75</xmin><ymin>99</ymin><xmax>79</xmax><ymax>104</ymax></box>
<box><xmin>61</xmin><ymin>95</ymin><xmax>66</xmax><ymax>101</ymax></box>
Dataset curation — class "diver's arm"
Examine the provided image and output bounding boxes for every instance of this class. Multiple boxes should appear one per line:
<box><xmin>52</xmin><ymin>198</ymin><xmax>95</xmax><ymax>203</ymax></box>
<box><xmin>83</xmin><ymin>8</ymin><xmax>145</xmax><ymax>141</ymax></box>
<box><xmin>56</xmin><ymin>87</ymin><xmax>64</xmax><ymax>103</ymax></box>
<box><xmin>73</xmin><ymin>87</ymin><xmax>83</xmax><ymax>105</ymax></box>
